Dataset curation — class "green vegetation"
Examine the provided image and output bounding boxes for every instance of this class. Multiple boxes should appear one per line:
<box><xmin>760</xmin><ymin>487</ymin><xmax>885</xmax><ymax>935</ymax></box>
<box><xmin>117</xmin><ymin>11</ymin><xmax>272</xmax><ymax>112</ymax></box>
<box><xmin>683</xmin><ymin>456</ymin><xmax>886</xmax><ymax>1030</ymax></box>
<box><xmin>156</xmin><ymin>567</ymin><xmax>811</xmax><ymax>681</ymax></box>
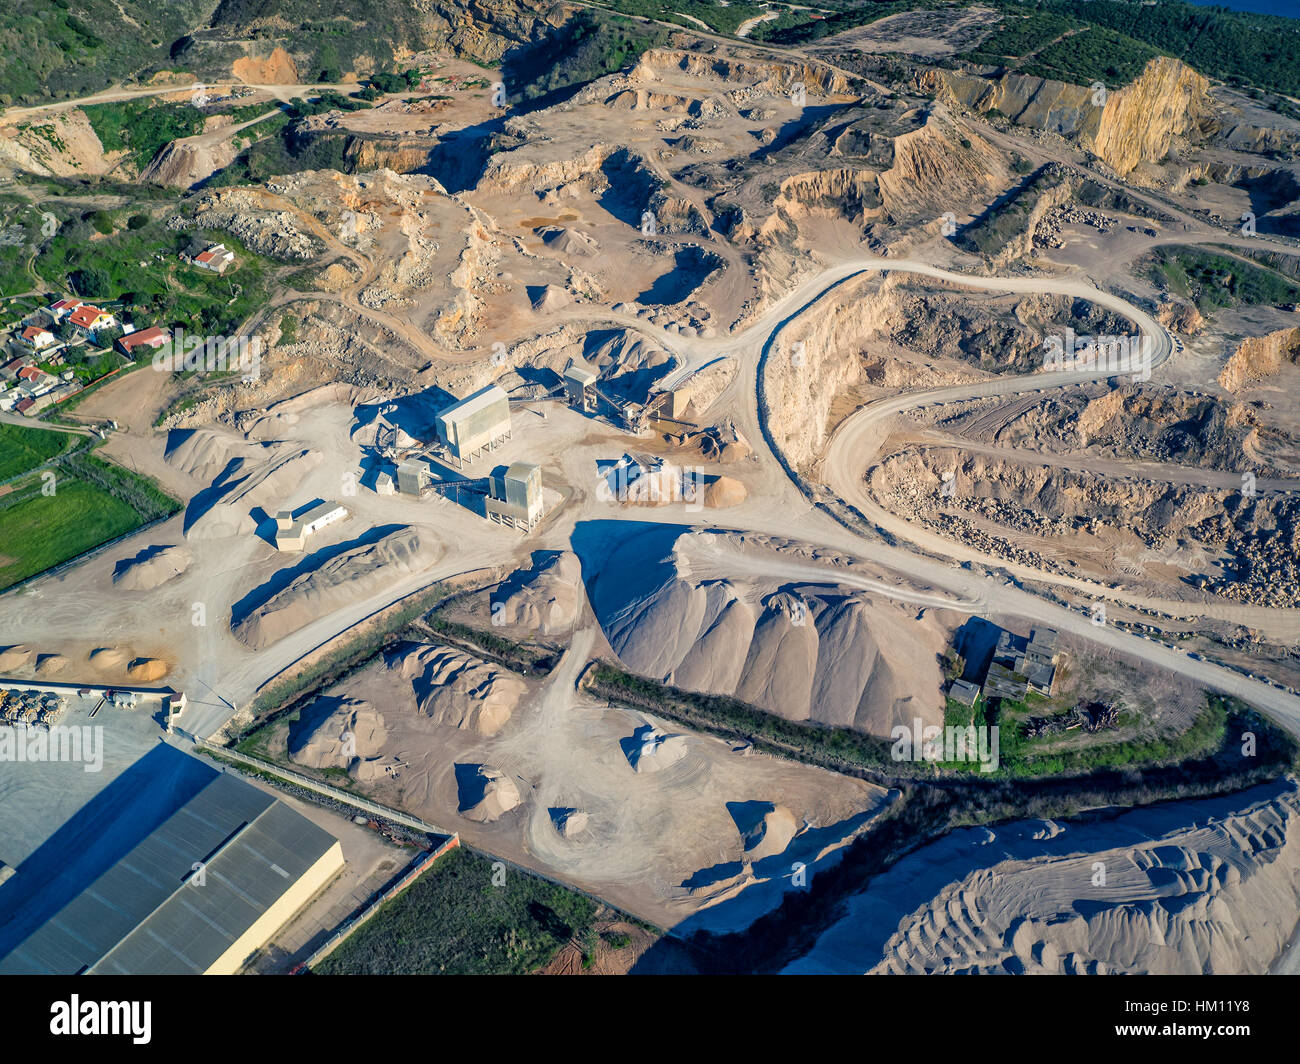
<box><xmin>965</xmin><ymin>1</ymin><xmax>1300</xmax><ymax>96</ymax></box>
<box><xmin>0</xmin><ymin>422</ymin><xmax>76</xmax><ymax>481</ymax></box>
<box><xmin>1150</xmin><ymin>245</ymin><xmax>1300</xmax><ymax>314</ymax></box>
<box><xmin>584</xmin><ymin>0</ymin><xmax>771</xmax><ymax>36</ymax></box>
<box><xmin>589</xmin><ymin>663</ymin><xmax>1290</xmax><ymax>782</ymax></box>
<box><xmin>754</xmin><ymin>1</ymin><xmax>937</xmax><ymax>45</ymax></box>
<box><xmin>314</xmin><ymin>848</ymin><xmax>600</xmax><ymax>975</ymax></box>
<box><xmin>0</xmin><ymin>450</ymin><xmax>179</xmax><ymax>590</ymax></box>
<box><xmin>34</xmin><ymin>213</ymin><xmax>271</xmax><ymax>337</ymax></box>
<box><xmin>956</xmin><ymin>165</ymin><xmax>1065</xmax><ymax>258</ymax></box>
<box><xmin>83</xmin><ymin>99</ymin><xmax>205</xmax><ymax>170</ymax></box>
<box><xmin>504</xmin><ymin>11</ymin><xmax>671</xmax><ymax>102</ymax></box>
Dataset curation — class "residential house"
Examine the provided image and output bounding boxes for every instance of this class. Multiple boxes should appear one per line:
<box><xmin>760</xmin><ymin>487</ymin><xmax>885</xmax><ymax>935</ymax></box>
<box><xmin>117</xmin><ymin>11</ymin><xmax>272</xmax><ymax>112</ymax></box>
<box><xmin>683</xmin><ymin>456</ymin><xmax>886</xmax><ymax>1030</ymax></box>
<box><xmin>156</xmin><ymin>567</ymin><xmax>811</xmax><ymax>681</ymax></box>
<box><xmin>67</xmin><ymin>303</ymin><xmax>117</xmax><ymax>340</ymax></box>
<box><xmin>18</xmin><ymin>325</ymin><xmax>56</xmax><ymax>352</ymax></box>
<box><xmin>118</xmin><ymin>326</ymin><xmax>169</xmax><ymax>356</ymax></box>
<box><xmin>185</xmin><ymin>242</ymin><xmax>235</xmax><ymax>274</ymax></box>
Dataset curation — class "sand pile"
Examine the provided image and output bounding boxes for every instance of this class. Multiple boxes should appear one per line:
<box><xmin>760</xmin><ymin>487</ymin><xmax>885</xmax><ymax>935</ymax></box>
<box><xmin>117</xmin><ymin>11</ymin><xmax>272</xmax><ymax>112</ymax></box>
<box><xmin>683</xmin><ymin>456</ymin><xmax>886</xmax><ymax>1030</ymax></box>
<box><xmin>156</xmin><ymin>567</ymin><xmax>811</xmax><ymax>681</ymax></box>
<box><xmin>458</xmin><ymin>765</ymin><xmax>522</xmax><ymax>822</ymax></box>
<box><xmin>703</xmin><ymin>475</ymin><xmax>747</xmax><ymax>508</ymax></box>
<box><xmin>0</xmin><ymin>645</ymin><xmax>36</xmax><ymax>671</ymax></box>
<box><xmin>166</xmin><ymin>429</ymin><xmax>324</xmax><ymax>540</ymax></box>
<box><xmin>530</xmin><ymin>284</ymin><xmax>571</xmax><ymax>312</ymax></box>
<box><xmin>551</xmin><ymin>808</ymin><xmax>590</xmax><ymax>837</ymax></box>
<box><xmin>588</xmin><ymin>528</ymin><xmax>945</xmax><ymax>737</ymax></box>
<box><xmin>112</xmin><ymin>544</ymin><xmax>193</xmax><ymax>590</ymax></box>
<box><xmin>490</xmin><ymin>550</ymin><xmax>585</xmax><ymax>635</ymax></box>
<box><xmin>89</xmin><ymin>646</ymin><xmax>131</xmax><ymax>670</ymax></box>
<box><xmin>625</xmin><ymin>725</ymin><xmax>688</xmax><ymax>774</ymax></box>
<box><xmin>788</xmin><ymin>779</ymin><xmax>1300</xmax><ymax>974</ymax></box>
<box><xmin>288</xmin><ymin>696</ymin><xmax>390</xmax><ymax>782</ymax></box>
<box><xmin>127</xmin><ymin>658</ymin><xmax>168</xmax><ymax>682</ymax></box>
<box><xmin>540</xmin><ymin>226</ymin><xmax>599</xmax><ymax>256</ymax></box>
<box><xmin>735</xmin><ymin>803</ymin><xmax>799</xmax><ymax>861</ymax></box>
<box><xmin>387</xmin><ymin>642</ymin><xmax>526</xmax><ymax>737</ymax></box>
<box><xmin>35</xmin><ymin>654</ymin><xmax>70</xmax><ymax>676</ymax></box>
<box><xmin>234</xmin><ymin>529</ymin><xmax>439</xmax><ymax>650</ymax></box>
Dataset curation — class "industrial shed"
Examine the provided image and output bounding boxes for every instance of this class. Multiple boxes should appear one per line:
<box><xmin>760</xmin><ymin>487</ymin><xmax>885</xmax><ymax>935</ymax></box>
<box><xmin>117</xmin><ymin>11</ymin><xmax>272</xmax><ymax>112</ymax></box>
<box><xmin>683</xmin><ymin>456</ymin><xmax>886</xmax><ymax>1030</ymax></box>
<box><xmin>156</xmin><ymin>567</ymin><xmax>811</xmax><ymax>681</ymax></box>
<box><xmin>435</xmin><ymin>384</ymin><xmax>511</xmax><ymax>465</ymax></box>
<box><xmin>0</xmin><ymin>772</ymin><xmax>342</xmax><ymax>975</ymax></box>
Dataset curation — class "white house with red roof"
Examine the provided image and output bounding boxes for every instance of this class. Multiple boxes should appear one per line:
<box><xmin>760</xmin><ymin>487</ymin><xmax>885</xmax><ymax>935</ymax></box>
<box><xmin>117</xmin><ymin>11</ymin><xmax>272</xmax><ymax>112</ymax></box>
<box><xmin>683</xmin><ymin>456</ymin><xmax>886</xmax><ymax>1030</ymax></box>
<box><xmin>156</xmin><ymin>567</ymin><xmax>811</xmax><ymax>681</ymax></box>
<box><xmin>67</xmin><ymin>303</ymin><xmax>117</xmax><ymax>338</ymax></box>
<box><xmin>186</xmin><ymin>242</ymin><xmax>235</xmax><ymax>274</ymax></box>
<box><xmin>18</xmin><ymin>325</ymin><xmax>56</xmax><ymax>351</ymax></box>
<box><xmin>117</xmin><ymin>325</ymin><xmax>168</xmax><ymax>356</ymax></box>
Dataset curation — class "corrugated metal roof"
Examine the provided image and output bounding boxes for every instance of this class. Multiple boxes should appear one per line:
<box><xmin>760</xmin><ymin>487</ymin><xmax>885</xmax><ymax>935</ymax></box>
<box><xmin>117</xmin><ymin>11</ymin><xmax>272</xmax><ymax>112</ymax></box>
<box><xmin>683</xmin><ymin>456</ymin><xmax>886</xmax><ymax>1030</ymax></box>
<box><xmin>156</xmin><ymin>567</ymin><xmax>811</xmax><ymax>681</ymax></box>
<box><xmin>437</xmin><ymin>384</ymin><xmax>508</xmax><ymax>424</ymax></box>
<box><xmin>0</xmin><ymin>773</ymin><xmax>338</xmax><ymax>975</ymax></box>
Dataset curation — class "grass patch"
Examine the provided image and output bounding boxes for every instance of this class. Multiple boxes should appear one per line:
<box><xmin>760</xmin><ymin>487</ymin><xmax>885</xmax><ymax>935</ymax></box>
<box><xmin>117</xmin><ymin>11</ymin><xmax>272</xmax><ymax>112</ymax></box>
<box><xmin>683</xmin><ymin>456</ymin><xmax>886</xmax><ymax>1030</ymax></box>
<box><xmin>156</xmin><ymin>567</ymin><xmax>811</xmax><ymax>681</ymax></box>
<box><xmin>0</xmin><ymin>421</ymin><xmax>76</xmax><ymax>481</ymax></box>
<box><xmin>82</xmin><ymin>99</ymin><xmax>205</xmax><ymax>171</ymax></box>
<box><xmin>0</xmin><ymin>452</ymin><xmax>178</xmax><ymax>590</ymax></box>
<box><xmin>313</xmin><ymin>847</ymin><xmax>600</xmax><ymax>975</ymax></box>
<box><xmin>1149</xmin><ymin>245</ymin><xmax>1300</xmax><ymax>314</ymax></box>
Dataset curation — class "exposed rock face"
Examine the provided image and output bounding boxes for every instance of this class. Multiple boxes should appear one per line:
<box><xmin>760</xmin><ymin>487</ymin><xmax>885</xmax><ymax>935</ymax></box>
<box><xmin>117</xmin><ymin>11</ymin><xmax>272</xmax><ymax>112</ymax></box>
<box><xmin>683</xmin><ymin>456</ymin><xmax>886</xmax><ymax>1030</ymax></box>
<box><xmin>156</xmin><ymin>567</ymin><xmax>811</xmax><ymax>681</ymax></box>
<box><xmin>924</xmin><ymin>57</ymin><xmax>1214</xmax><ymax>178</ymax></box>
<box><xmin>233</xmin><ymin>529</ymin><xmax>439</xmax><ymax>649</ymax></box>
<box><xmin>140</xmin><ymin>135</ymin><xmax>239</xmax><ymax>189</ymax></box>
<box><xmin>871</xmin><ymin>447</ymin><xmax>1300</xmax><ymax>606</ymax></box>
<box><xmin>0</xmin><ymin>110</ymin><xmax>118</xmax><ymax>178</ymax></box>
<box><xmin>178</xmin><ymin>188</ymin><xmax>324</xmax><ymax>261</ymax></box>
<box><xmin>491</xmin><ymin>550</ymin><xmax>585</xmax><ymax>635</ymax></box>
<box><xmin>1218</xmin><ymin>325</ymin><xmax>1300</xmax><ymax>392</ymax></box>
<box><xmin>588</xmin><ymin>529</ymin><xmax>946</xmax><ymax>737</ymax></box>
<box><xmin>386</xmin><ymin>642</ymin><xmax>526</xmax><ymax>737</ymax></box>
<box><xmin>1091</xmin><ymin>57</ymin><xmax>1214</xmax><ymax>177</ymax></box>
<box><xmin>288</xmin><ymin>696</ymin><xmax>390</xmax><ymax>782</ymax></box>
<box><xmin>1156</xmin><ymin>298</ymin><xmax>1205</xmax><ymax>336</ymax></box>
<box><xmin>232</xmin><ymin>47</ymin><xmax>300</xmax><ymax>85</ymax></box>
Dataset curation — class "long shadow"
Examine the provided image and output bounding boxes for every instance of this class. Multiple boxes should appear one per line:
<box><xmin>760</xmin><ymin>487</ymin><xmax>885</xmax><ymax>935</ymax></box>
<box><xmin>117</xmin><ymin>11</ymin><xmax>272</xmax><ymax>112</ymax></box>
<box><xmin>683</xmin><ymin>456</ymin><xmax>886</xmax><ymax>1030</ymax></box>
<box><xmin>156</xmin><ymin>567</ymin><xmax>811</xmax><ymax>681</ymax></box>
<box><xmin>636</xmin><ymin>246</ymin><xmax>722</xmax><ymax>305</ymax></box>
<box><xmin>570</xmin><ymin>519</ymin><xmax>690</xmax><ymax>627</ymax></box>
<box><xmin>746</xmin><ymin>103</ymin><xmax>846</xmax><ymax>165</ymax></box>
<box><xmin>953</xmin><ymin>616</ymin><xmax>1003</xmax><ymax>685</ymax></box>
<box><xmin>229</xmin><ymin>522</ymin><xmax>407</xmax><ymax>625</ymax></box>
<box><xmin>0</xmin><ymin>743</ymin><xmax>217</xmax><ymax>962</ymax></box>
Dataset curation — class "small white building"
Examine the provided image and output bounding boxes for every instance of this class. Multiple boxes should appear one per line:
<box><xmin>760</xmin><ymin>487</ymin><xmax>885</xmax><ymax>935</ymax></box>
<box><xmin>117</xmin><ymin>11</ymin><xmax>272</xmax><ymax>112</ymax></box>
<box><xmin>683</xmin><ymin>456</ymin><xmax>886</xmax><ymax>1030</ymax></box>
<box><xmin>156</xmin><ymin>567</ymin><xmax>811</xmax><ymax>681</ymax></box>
<box><xmin>274</xmin><ymin>501</ymin><xmax>349</xmax><ymax>551</ymax></box>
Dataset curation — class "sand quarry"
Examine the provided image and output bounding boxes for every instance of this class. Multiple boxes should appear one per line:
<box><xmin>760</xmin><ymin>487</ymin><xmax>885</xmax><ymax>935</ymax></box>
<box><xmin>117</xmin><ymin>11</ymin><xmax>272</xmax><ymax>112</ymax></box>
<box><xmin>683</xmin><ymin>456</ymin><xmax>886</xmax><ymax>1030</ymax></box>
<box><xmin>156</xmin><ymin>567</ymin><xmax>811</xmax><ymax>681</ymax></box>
<box><xmin>261</xmin><ymin>628</ymin><xmax>890</xmax><ymax>933</ymax></box>
<box><xmin>787</xmin><ymin>777</ymin><xmax>1300</xmax><ymax>975</ymax></box>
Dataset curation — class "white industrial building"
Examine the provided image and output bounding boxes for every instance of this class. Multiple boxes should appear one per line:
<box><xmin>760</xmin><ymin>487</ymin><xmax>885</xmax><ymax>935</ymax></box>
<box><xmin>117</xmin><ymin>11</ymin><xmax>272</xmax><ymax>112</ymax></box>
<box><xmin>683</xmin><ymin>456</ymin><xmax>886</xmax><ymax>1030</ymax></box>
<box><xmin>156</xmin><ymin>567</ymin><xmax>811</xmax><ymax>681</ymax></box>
<box><xmin>274</xmin><ymin>501</ymin><xmax>349</xmax><ymax>551</ymax></box>
<box><xmin>435</xmin><ymin>385</ymin><xmax>511</xmax><ymax>466</ymax></box>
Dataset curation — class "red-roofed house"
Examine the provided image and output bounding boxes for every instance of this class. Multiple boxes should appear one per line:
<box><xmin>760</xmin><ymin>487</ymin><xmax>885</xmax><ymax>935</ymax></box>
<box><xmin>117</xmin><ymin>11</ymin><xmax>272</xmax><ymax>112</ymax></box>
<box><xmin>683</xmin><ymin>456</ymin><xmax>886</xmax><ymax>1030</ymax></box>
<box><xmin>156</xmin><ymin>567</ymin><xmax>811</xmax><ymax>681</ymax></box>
<box><xmin>18</xmin><ymin>325</ymin><xmax>56</xmax><ymax>351</ymax></box>
<box><xmin>117</xmin><ymin>326</ymin><xmax>168</xmax><ymax>355</ymax></box>
<box><xmin>67</xmin><ymin>304</ymin><xmax>117</xmax><ymax>337</ymax></box>
<box><xmin>48</xmin><ymin>298</ymin><xmax>83</xmax><ymax>320</ymax></box>
<box><xmin>189</xmin><ymin>243</ymin><xmax>235</xmax><ymax>274</ymax></box>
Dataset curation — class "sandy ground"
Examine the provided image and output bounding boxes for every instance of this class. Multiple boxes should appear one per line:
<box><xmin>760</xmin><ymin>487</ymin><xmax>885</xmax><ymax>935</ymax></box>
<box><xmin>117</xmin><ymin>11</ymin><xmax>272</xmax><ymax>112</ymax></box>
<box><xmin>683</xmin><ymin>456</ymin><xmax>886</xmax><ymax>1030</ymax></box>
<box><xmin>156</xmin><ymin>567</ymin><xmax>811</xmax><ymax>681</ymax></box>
<box><xmin>786</xmin><ymin>777</ymin><xmax>1300</xmax><ymax>975</ymax></box>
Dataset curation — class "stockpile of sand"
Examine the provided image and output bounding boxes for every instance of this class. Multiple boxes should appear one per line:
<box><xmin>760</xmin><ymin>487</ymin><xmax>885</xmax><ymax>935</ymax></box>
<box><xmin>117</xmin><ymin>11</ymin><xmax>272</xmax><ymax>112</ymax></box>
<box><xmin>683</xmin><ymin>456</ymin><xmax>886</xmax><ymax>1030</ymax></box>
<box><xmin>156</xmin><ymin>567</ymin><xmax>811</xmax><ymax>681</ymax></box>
<box><xmin>787</xmin><ymin>780</ymin><xmax>1300</xmax><ymax>974</ymax></box>
<box><xmin>166</xmin><ymin>428</ymin><xmax>324</xmax><ymax>540</ymax></box>
<box><xmin>233</xmin><ymin>528</ymin><xmax>439</xmax><ymax>650</ymax></box>
<box><xmin>35</xmin><ymin>654</ymin><xmax>70</xmax><ymax>676</ymax></box>
<box><xmin>490</xmin><ymin>551</ymin><xmax>585</xmax><ymax>635</ymax></box>
<box><xmin>387</xmin><ymin>642</ymin><xmax>525</xmax><ymax>737</ymax></box>
<box><xmin>288</xmin><ymin>696</ymin><xmax>390</xmax><ymax>781</ymax></box>
<box><xmin>113</xmin><ymin>545</ymin><xmax>193</xmax><ymax>590</ymax></box>
<box><xmin>530</xmin><ymin>284</ymin><xmax>571</xmax><ymax>312</ymax></box>
<box><xmin>737</xmin><ymin>803</ymin><xmax>799</xmax><ymax>862</ymax></box>
<box><xmin>127</xmin><ymin>658</ymin><xmax>168</xmax><ymax>682</ymax></box>
<box><xmin>539</xmin><ymin>226</ymin><xmax>599</xmax><ymax>256</ymax></box>
<box><xmin>589</xmin><ymin>528</ymin><xmax>945</xmax><ymax>737</ymax></box>
<box><xmin>625</xmin><ymin>725</ymin><xmax>688</xmax><ymax>774</ymax></box>
<box><xmin>0</xmin><ymin>645</ymin><xmax>35</xmax><ymax>671</ymax></box>
<box><xmin>703</xmin><ymin>475</ymin><xmax>747</xmax><ymax>508</ymax></box>
<box><xmin>89</xmin><ymin>646</ymin><xmax>131</xmax><ymax>670</ymax></box>
<box><xmin>551</xmin><ymin>808</ymin><xmax>590</xmax><ymax>837</ymax></box>
<box><xmin>458</xmin><ymin>765</ymin><xmax>522</xmax><ymax>822</ymax></box>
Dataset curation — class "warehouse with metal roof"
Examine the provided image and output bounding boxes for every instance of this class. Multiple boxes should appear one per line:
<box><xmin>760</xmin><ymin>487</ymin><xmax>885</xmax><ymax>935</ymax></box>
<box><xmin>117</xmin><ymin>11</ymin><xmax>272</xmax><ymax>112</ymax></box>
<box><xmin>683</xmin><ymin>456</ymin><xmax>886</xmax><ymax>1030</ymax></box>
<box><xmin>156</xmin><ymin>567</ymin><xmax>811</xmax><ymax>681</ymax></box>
<box><xmin>0</xmin><ymin>772</ymin><xmax>342</xmax><ymax>975</ymax></box>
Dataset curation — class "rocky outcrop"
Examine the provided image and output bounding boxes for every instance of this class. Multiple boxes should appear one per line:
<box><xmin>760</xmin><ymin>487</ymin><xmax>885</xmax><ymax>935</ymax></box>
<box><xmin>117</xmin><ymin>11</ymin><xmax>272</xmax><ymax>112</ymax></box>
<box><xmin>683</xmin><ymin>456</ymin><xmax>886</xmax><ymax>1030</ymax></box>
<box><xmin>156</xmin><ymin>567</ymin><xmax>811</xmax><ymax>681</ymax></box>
<box><xmin>1218</xmin><ymin>325</ymin><xmax>1300</xmax><ymax>392</ymax></box>
<box><xmin>924</xmin><ymin>57</ymin><xmax>1214</xmax><ymax>178</ymax></box>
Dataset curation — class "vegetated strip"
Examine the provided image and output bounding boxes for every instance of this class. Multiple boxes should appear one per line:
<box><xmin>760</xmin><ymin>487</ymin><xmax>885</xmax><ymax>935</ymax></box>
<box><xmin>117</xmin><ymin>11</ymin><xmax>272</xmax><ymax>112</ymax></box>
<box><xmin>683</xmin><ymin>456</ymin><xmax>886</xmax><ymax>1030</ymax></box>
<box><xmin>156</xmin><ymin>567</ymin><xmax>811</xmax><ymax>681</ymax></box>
<box><xmin>588</xmin><ymin>663</ymin><xmax>1288</xmax><ymax>783</ymax></box>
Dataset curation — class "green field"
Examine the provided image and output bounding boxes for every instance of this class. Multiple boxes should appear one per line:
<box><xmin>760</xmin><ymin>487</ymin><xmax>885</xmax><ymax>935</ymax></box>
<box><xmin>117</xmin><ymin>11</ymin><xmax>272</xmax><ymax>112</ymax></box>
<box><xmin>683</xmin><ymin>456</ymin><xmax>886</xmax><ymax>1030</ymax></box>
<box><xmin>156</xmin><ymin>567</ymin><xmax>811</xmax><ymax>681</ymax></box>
<box><xmin>0</xmin><ymin>422</ymin><xmax>76</xmax><ymax>482</ymax></box>
<box><xmin>0</xmin><ymin>450</ymin><xmax>179</xmax><ymax>590</ymax></box>
<box><xmin>314</xmin><ymin>847</ymin><xmax>600</xmax><ymax>975</ymax></box>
